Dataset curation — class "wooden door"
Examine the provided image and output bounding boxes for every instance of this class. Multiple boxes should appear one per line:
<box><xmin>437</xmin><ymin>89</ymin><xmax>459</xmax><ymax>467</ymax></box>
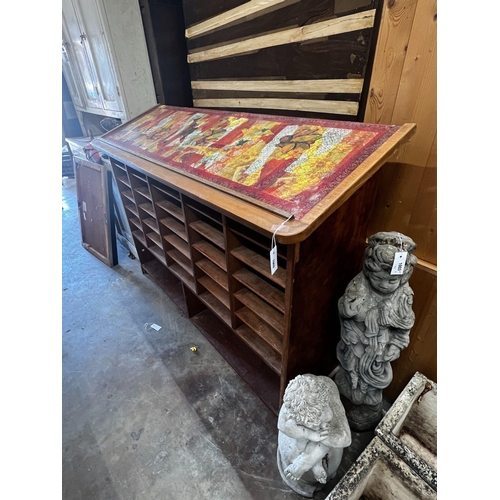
<box><xmin>74</xmin><ymin>157</ymin><xmax>117</xmax><ymax>267</ymax></box>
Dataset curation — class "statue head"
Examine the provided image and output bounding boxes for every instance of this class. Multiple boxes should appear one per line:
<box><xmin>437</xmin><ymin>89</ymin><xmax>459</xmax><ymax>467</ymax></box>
<box><xmin>283</xmin><ymin>374</ymin><xmax>334</xmax><ymax>430</ymax></box>
<box><xmin>363</xmin><ymin>232</ymin><xmax>417</xmax><ymax>293</ymax></box>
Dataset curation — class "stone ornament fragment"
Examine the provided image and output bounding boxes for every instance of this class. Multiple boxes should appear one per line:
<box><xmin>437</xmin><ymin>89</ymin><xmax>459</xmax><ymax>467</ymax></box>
<box><xmin>277</xmin><ymin>374</ymin><xmax>351</xmax><ymax>497</ymax></box>
<box><xmin>334</xmin><ymin>231</ymin><xmax>418</xmax><ymax>431</ymax></box>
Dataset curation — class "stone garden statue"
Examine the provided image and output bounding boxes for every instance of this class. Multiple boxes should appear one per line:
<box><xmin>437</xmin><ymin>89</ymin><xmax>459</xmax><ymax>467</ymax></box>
<box><xmin>277</xmin><ymin>374</ymin><xmax>351</xmax><ymax>497</ymax></box>
<box><xmin>334</xmin><ymin>231</ymin><xmax>418</xmax><ymax>431</ymax></box>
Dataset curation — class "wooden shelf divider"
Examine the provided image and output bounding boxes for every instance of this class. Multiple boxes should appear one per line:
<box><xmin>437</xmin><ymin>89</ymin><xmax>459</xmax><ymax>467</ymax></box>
<box><xmin>233</xmin><ymin>267</ymin><xmax>285</xmax><ymax>313</ymax></box>
<box><xmin>199</xmin><ymin>291</ymin><xmax>232</xmax><ymax>326</ymax></box>
<box><xmin>196</xmin><ymin>258</ymin><xmax>228</xmax><ymax>291</ymax></box>
<box><xmin>190</xmin><ymin>220</ymin><xmax>225</xmax><ymax>249</ymax></box>
<box><xmin>234</xmin><ymin>288</ymin><xmax>284</xmax><ymax>335</ymax></box>
<box><xmin>234</xmin><ymin>324</ymin><xmax>281</xmax><ymax>375</ymax></box>
<box><xmin>235</xmin><ymin>307</ymin><xmax>283</xmax><ymax>355</ymax></box>
<box><xmin>122</xmin><ymin>190</ymin><xmax>134</xmax><ymax>202</ymax></box>
<box><xmin>143</xmin><ymin>217</ymin><xmax>159</xmax><ymax>233</ymax></box>
<box><xmin>138</xmin><ymin>202</ymin><xmax>155</xmax><ymax>217</ymax></box>
<box><xmin>198</xmin><ymin>275</ymin><xmax>230</xmax><ymax>309</ymax></box>
<box><xmin>167</xmin><ymin>249</ymin><xmax>194</xmax><ymax>276</ymax></box>
<box><xmin>146</xmin><ymin>231</ymin><xmax>162</xmax><ymax>247</ymax></box>
<box><xmin>231</xmin><ymin>246</ymin><xmax>286</xmax><ymax>288</ymax></box>
<box><xmin>161</xmin><ymin>216</ymin><xmax>188</xmax><ymax>241</ymax></box>
<box><xmin>116</xmin><ymin>174</ymin><xmax>130</xmax><ymax>187</ymax></box>
<box><xmin>164</xmin><ymin>233</ymin><xmax>190</xmax><ymax>259</ymax></box>
<box><xmin>156</xmin><ymin>199</ymin><xmax>184</xmax><ymax>221</ymax></box>
<box><xmin>192</xmin><ymin>240</ymin><xmax>227</xmax><ymax>271</ymax></box>
<box><xmin>135</xmin><ymin>186</ymin><xmax>151</xmax><ymax>200</ymax></box>
<box><xmin>169</xmin><ymin>263</ymin><xmax>196</xmax><ymax>292</ymax></box>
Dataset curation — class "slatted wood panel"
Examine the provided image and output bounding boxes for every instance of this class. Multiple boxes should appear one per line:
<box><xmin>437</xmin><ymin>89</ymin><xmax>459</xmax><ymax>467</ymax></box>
<box><xmin>183</xmin><ymin>0</ymin><xmax>382</xmax><ymax>120</ymax></box>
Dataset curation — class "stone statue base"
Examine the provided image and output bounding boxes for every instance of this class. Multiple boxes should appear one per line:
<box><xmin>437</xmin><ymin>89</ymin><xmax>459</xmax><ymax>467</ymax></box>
<box><xmin>277</xmin><ymin>434</ymin><xmax>343</xmax><ymax>498</ymax></box>
<box><xmin>339</xmin><ymin>395</ymin><xmax>383</xmax><ymax>432</ymax></box>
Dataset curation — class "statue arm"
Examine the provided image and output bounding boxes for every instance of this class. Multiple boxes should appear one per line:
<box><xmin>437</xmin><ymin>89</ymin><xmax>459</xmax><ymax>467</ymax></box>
<box><xmin>278</xmin><ymin>408</ymin><xmax>325</xmax><ymax>442</ymax></box>
<box><xmin>322</xmin><ymin>398</ymin><xmax>352</xmax><ymax>448</ymax></box>
<box><xmin>321</xmin><ymin>424</ymin><xmax>351</xmax><ymax>448</ymax></box>
<box><xmin>383</xmin><ymin>288</ymin><xmax>415</xmax><ymax>329</ymax></box>
<box><xmin>339</xmin><ymin>276</ymin><xmax>366</xmax><ymax>319</ymax></box>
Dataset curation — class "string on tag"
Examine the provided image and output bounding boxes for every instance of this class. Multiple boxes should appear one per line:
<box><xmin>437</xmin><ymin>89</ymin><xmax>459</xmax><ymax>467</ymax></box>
<box><xmin>270</xmin><ymin>214</ymin><xmax>294</xmax><ymax>274</ymax></box>
<box><xmin>391</xmin><ymin>232</ymin><xmax>408</xmax><ymax>276</ymax></box>
<box><xmin>271</xmin><ymin>214</ymin><xmax>294</xmax><ymax>251</ymax></box>
<box><xmin>396</xmin><ymin>232</ymin><xmax>404</xmax><ymax>251</ymax></box>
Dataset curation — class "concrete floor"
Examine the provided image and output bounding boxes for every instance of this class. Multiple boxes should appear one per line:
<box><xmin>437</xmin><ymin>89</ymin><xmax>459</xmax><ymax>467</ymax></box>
<box><xmin>62</xmin><ymin>177</ymin><xmax>374</xmax><ymax>500</ymax></box>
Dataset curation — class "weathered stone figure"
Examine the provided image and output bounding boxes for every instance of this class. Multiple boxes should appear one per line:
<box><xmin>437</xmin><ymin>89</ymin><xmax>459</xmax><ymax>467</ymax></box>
<box><xmin>334</xmin><ymin>231</ymin><xmax>417</xmax><ymax>431</ymax></box>
<box><xmin>277</xmin><ymin>374</ymin><xmax>351</xmax><ymax>497</ymax></box>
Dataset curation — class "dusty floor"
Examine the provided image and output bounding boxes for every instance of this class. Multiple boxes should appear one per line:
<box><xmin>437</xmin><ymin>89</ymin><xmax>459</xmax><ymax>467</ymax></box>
<box><xmin>62</xmin><ymin>177</ymin><xmax>374</xmax><ymax>500</ymax></box>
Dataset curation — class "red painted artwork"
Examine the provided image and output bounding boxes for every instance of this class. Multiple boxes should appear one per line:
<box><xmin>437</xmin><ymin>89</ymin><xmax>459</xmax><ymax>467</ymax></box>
<box><xmin>101</xmin><ymin>105</ymin><xmax>400</xmax><ymax>219</ymax></box>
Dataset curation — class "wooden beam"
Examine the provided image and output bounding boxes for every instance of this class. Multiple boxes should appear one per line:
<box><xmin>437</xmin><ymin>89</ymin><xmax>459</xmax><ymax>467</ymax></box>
<box><xmin>186</xmin><ymin>0</ymin><xmax>290</xmax><ymax>39</ymax></box>
<box><xmin>191</xmin><ymin>79</ymin><xmax>364</xmax><ymax>94</ymax></box>
<box><xmin>415</xmin><ymin>258</ymin><xmax>437</xmax><ymax>276</ymax></box>
<box><xmin>193</xmin><ymin>98</ymin><xmax>359</xmax><ymax>115</ymax></box>
<box><xmin>188</xmin><ymin>9</ymin><xmax>376</xmax><ymax>63</ymax></box>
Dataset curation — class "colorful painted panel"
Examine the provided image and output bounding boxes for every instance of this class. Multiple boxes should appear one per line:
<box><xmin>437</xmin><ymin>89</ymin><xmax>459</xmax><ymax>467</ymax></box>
<box><xmin>102</xmin><ymin>105</ymin><xmax>399</xmax><ymax>219</ymax></box>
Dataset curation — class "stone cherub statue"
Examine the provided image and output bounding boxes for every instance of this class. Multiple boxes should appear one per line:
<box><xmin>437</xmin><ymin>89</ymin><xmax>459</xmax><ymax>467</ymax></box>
<box><xmin>277</xmin><ymin>374</ymin><xmax>351</xmax><ymax>497</ymax></box>
<box><xmin>334</xmin><ymin>231</ymin><xmax>418</xmax><ymax>431</ymax></box>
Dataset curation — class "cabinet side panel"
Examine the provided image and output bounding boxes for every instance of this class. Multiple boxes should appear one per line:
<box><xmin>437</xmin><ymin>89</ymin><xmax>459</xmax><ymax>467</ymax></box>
<box><xmin>285</xmin><ymin>176</ymin><xmax>379</xmax><ymax>383</ymax></box>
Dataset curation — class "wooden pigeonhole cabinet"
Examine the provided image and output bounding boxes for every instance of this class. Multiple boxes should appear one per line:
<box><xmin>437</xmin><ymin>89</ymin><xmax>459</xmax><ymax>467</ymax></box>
<box><xmin>93</xmin><ymin>104</ymin><xmax>415</xmax><ymax>414</ymax></box>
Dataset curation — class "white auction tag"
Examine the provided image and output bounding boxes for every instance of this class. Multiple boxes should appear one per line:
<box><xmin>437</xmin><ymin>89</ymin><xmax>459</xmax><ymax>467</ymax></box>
<box><xmin>270</xmin><ymin>245</ymin><xmax>278</xmax><ymax>275</ymax></box>
<box><xmin>269</xmin><ymin>214</ymin><xmax>293</xmax><ymax>275</ymax></box>
<box><xmin>391</xmin><ymin>251</ymin><xmax>407</xmax><ymax>275</ymax></box>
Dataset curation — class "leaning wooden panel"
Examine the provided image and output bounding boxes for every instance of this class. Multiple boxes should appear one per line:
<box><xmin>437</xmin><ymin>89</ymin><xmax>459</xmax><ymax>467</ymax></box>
<box><xmin>193</xmin><ymin>97</ymin><xmax>359</xmax><ymax>116</ymax></box>
<box><xmin>191</xmin><ymin>79</ymin><xmax>364</xmax><ymax>94</ymax></box>
<box><xmin>187</xmin><ymin>10</ymin><xmax>376</xmax><ymax>63</ymax></box>
<box><xmin>188</xmin><ymin>36</ymin><xmax>375</xmax><ymax>84</ymax></box>
<box><xmin>186</xmin><ymin>0</ymin><xmax>292</xmax><ymax>39</ymax></box>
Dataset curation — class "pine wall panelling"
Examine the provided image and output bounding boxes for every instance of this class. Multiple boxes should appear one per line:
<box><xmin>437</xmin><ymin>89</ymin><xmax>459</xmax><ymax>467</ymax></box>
<box><xmin>364</xmin><ymin>0</ymin><xmax>437</xmax><ymax>400</ymax></box>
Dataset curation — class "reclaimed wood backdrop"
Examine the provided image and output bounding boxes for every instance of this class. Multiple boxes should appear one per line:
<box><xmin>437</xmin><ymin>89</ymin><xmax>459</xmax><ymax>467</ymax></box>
<box><xmin>182</xmin><ymin>0</ymin><xmax>382</xmax><ymax>121</ymax></box>
<box><xmin>180</xmin><ymin>0</ymin><xmax>437</xmax><ymax>402</ymax></box>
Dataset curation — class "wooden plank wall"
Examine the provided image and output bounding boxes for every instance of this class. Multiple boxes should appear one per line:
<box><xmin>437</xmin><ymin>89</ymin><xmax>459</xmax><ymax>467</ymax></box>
<box><xmin>182</xmin><ymin>0</ymin><xmax>382</xmax><ymax>121</ymax></box>
<box><xmin>364</xmin><ymin>0</ymin><xmax>437</xmax><ymax>401</ymax></box>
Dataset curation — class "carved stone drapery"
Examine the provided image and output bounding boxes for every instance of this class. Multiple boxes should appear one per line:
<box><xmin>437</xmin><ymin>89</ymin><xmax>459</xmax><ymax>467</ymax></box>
<box><xmin>334</xmin><ymin>232</ymin><xmax>417</xmax><ymax>431</ymax></box>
